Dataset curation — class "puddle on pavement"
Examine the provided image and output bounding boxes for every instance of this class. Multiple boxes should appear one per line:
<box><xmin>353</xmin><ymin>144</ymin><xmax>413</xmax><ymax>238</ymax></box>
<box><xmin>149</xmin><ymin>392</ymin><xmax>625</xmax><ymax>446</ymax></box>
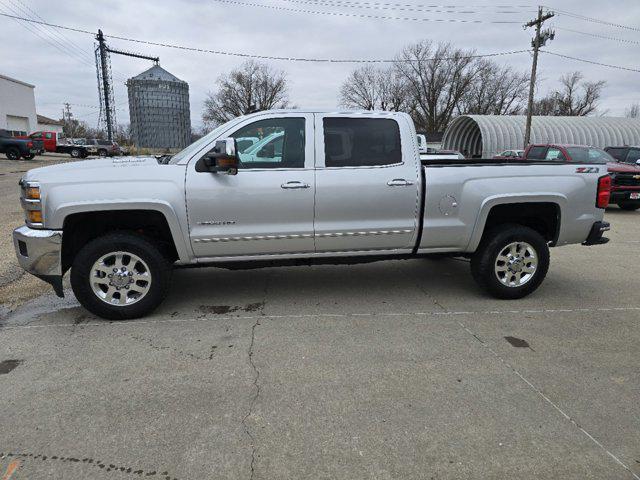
<box><xmin>504</xmin><ymin>336</ymin><xmax>534</xmax><ymax>350</ymax></box>
<box><xmin>0</xmin><ymin>359</ymin><xmax>23</xmax><ymax>374</ymax></box>
<box><xmin>0</xmin><ymin>291</ymin><xmax>80</xmax><ymax>327</ymax></box>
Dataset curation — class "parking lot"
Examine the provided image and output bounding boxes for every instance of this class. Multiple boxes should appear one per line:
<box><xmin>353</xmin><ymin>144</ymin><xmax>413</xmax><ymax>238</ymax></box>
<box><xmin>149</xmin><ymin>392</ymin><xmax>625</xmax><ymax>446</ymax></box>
<box><xmin>0</xmin><ymin>155</ymin><xmax>639</xmax><ymax>479</ymax></box>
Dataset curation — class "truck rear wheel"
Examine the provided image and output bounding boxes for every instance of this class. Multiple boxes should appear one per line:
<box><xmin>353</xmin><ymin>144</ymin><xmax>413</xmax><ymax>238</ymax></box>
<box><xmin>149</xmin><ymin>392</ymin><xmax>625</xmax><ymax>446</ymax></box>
<box><xmin>21</xmin><ymin>153</ymin><xmax>35</xmax><ymax>160</ymax></box>
<box><xmin>618</xmin><ymin>201</ymin><xmax>640</xmax><ymax>211</ymax></box>
<box><xmin>5</xmin><ymin>148</ymin><xmax>20</xmax><ymax>160</ymax></box>
<box><xmin>70</xmin><ymin>232</ymin><xmax>172</xmax><ymax>320</ymax></box>
<box><xmin>70</xmin><ymin>148</ymin><xmax>81</xmax><ymax>158</ymax></box>
<box><xmin>471</xmin><ymin>224</ymin><xmax>550</xmax><ymax>299</ymax></box>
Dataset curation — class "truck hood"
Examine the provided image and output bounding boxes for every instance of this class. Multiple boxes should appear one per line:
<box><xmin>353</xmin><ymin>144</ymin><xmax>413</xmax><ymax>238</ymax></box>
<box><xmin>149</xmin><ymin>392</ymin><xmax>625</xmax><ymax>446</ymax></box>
<box><xmin>22</xmin><ymin>156</ymin><xmax>165</xmax><ymax>183</ymax></box>
<box><xmin>607</xmin><ymin>161</ymin><xmax>640</xmax><ymax>173</ymax></box>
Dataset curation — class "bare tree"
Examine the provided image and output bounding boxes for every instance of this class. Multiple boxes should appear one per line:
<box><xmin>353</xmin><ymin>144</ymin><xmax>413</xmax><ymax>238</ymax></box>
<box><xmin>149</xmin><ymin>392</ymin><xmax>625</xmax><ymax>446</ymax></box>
<box><xmin>203</xmin><ymin>60</ymin><xmax>290</xmax><ymax>126</ymax></box>
<box><xmin>532</xmin><ymin>71</ymin><xmax>606</xmax><ymax>116</ymax></box>
<box><xmin>625</xmin><ymin>103</ymin><xmax>640</xmax><ymax>118</ymax></box>
<box><xmin>340</xmin><ymin>65</ymin><xmax>411</xmax><ymax>112</ymax></box>
<box><xmin>393</xmin><ymin>41</ymin><xmax>480</xmax><ymax>133</ymax></box>
<box><xmin>340</xmin><ymin>65</ymin><xmax>380</xmax><ymax>110</ymax></box>
<box><xmin>457</xmin><ymin>60</ymin><xmax>529</xmax><ymax>115</ymax></box>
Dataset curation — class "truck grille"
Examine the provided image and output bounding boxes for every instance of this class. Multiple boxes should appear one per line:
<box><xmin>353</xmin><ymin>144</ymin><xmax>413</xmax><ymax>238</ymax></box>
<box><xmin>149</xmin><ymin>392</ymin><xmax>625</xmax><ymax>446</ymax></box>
<box><xmin>614</xmin><ymin>173</ymin><xmax>640</xmax><ymax>187</ymax></box>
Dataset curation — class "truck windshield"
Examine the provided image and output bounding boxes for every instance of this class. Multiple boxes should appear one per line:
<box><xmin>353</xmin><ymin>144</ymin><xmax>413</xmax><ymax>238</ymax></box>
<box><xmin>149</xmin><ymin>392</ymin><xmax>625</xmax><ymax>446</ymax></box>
<box><xmin>169</xmin><ymin>116</ymin><xmax>246</xmax><ymax>164</ymax></box>
<box><xmin>565</xmin><ymin>147</ymin><xmax>614</xmax><ymax>164</ymax></box>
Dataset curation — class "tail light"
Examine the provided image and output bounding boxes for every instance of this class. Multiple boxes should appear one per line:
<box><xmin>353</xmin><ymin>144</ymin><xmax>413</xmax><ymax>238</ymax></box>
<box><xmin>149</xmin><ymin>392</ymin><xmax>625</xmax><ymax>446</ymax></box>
<box><xmin>596</xmin><ymin>175</ymin><xmax>611</xmax><ymax>208</ymax></box>
<box><xmin>27</xmin><ymin>141</ymin><xmax>33</xmax><ymax>148</ymax></box>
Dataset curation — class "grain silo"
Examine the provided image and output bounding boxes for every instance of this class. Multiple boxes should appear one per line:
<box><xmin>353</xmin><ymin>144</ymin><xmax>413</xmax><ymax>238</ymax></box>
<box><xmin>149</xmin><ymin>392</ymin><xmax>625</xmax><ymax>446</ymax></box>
<box><xmin>127</xmin><ymin>64</ymin><xmax>191</xmax><ymax>149</ymax></box>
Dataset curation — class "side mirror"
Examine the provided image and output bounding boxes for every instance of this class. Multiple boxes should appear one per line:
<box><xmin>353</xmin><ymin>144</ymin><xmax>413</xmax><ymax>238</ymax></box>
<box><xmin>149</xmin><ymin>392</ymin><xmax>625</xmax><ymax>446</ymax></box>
<box><xmin>198</xmin><ymin>138</ymin><xmax>239</xmax><ymax>175</ymax></box>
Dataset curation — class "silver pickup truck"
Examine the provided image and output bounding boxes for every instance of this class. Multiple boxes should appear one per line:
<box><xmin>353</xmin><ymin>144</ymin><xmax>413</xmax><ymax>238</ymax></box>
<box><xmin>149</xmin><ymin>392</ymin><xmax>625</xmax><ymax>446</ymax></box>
<box><xmin>12</xmin><ymin>110</ymin><xmax>611</xmax><ymax>319</ymax></box>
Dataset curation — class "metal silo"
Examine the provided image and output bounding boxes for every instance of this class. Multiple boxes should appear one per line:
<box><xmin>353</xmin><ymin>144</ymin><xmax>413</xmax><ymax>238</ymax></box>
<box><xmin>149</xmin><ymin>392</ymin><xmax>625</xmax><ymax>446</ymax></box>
<box><xmin>127</xmin><ymin>64</ymin><xmax>191</xmax><ymax>149</ymax></box>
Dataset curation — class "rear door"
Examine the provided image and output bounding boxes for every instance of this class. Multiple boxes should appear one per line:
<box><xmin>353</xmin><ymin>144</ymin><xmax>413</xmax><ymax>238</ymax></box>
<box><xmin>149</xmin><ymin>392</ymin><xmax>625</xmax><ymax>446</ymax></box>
<box><xmin>313</xmin><ymin>114</ymin><xmax>420</xmax><ymax>253</ymax></box>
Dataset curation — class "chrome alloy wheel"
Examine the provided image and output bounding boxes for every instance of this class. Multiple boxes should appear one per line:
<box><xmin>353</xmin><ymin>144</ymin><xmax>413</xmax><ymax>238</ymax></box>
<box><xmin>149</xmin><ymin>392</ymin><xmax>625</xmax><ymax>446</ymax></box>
<box><xmin>90</xmin><ymin>251</ymin><xmax>152</xmax><ymax>306</ymax></box>
<box><xmin>494</xmin><ymin>241</ymin><xmax>538</xmax><ymax>287</ymax></box>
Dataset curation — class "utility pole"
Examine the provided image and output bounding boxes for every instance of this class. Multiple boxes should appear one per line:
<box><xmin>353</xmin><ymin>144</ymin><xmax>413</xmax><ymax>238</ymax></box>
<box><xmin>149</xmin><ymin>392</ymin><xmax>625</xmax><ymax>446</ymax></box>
<box><xmin>63</xmin><ymin>102</ymin><xmax>74</xmax><ymax>138</ymax></box>
<box><xmin>523</xmin><ymin>6</ymin><xmax>555</xmax><ymax>149</ymax></box>
<box><xmin>96</xmin><ymin>29</ymin><xmax>113</xmax><ymax>141</ymax></box>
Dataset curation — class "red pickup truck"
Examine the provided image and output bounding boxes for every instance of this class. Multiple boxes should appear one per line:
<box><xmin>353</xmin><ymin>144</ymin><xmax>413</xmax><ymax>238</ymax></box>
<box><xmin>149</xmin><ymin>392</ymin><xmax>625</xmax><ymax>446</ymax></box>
<box><xmin>524</xmin><ymin>144</ymin><xmax>640</xmax><ymax>211</ymax></box>
<box><xmin>18</xmin><ymin>131</ymin><xmax>91</xmax><ymax>158</ymax></box>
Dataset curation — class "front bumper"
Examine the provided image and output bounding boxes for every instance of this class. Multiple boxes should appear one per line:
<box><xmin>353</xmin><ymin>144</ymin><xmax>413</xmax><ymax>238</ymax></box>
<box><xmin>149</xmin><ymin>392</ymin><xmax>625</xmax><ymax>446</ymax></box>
<box><xmin>12</xmin><ymin>225</ymin><xmax>64</xmax><ymax>297</ymax></box>
<box><xmin>583</xmin><ymin>221</ymin><xmax>610</xmax><ymax>246</ymax></box>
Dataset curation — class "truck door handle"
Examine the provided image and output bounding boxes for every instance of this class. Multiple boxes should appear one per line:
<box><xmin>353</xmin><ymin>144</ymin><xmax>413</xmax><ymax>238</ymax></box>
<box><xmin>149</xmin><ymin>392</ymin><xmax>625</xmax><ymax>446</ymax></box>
<box><xmin>387</xmin><ymin>178</ymin><xmax>414</xmax><ymax>187</ymax></box>
<box><xmin>281</xmin><ymin>181</ymin><xmax>310</xmax><ymax>189</ymax></box>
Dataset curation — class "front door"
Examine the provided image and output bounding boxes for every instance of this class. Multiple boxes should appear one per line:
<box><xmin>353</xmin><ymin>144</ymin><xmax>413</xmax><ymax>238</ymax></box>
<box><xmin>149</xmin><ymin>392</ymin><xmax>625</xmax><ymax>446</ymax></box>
<box><xmin>313</xmin><ymin>114</ymin><xmax>420</xmax><ymax>253</ymax></box>
<box><xmin>186</xmin><ymin>114</ymin><xmax>315</xmax><ymax>258</ymax></box>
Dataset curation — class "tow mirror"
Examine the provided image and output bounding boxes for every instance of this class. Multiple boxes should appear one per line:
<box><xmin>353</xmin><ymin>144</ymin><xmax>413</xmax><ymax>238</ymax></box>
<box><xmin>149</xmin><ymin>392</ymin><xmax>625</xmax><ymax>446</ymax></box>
<box><xmin>199</xmin><ymin>138</ymin><xmax>239</xmax><ymax>175</ymax></box>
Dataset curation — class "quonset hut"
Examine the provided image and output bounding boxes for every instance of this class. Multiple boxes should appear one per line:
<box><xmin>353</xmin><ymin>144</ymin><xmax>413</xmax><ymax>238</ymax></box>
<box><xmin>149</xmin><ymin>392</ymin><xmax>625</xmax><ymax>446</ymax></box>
<box><xmin>127</xmin><ymin>65</ymin><xmax>191</xmax><ymax>149</ymax></box>
<box><xmin>442</xmin><ymin>115</ymin><xmax>640</xmax><ymax>158</ymax></box>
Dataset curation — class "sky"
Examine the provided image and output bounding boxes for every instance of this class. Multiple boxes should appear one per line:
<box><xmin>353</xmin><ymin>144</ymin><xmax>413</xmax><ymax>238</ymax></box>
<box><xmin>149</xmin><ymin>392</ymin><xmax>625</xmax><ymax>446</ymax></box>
<box><xmin>1</xmin><ymin>0</ymin><xmax>639</xmax><ymax>130</ymax></box>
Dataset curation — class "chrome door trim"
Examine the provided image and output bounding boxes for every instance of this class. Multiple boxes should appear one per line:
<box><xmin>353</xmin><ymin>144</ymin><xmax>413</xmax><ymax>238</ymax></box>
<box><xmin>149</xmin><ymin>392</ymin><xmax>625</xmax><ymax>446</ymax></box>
<box><xmin>193</xmin><ymin>229</ymin><xmax>413</xmax><ymax>243</ymax></box>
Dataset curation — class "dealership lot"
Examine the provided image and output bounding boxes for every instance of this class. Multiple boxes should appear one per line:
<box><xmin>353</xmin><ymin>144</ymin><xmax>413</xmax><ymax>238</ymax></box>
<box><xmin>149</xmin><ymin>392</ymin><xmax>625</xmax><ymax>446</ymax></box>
<box><xmin>0</xmin><ymin>156</ymin><xmax>639</xmax><ymax>479</ymax></box>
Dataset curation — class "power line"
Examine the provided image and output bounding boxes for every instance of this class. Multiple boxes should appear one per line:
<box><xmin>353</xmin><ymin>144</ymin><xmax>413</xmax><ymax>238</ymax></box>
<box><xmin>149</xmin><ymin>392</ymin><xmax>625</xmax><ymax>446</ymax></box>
<box><xmin>275</xmin><ymin>0</ymin><xmax>536</xmax><ymax>15</ymax></box>
<box><xmin>554</xmin><ymin>26</ymin><xmax>640</xmax><ymax>46</ymax></box>
<box><xmin>541</xmin><ymin>51</ymin><xmax>640</xmax><ymax>73</ymax></box>
<box><xmin>549</xmin><ymin>7</ymin><xmax>640</xmax><ymax>33</ymax></box>
<box><xmin>0</xmin><ymin>12</ymin><xmax>530</xmax><ymax>62</ymax></box>
<box><xmin>210</xmin><ymin>0</ymin><xmax>525</xmax><ymax>23</ymax></box>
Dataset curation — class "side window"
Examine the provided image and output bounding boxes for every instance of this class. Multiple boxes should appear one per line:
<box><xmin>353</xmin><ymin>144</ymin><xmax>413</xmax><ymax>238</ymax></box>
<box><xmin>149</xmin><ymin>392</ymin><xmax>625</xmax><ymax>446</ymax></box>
<box><xmin>45</xmin><ymin>133</ymin><xmax>53</xmax><ymax>139</ymax></box>
<box><xmin>527</xmin><ymin>146</ymin><xmax>547</xmax><ymax>159</ymax></box>
<box><xmin>323</xmin><ymin>117</ymin><xmax>401</xmax><ymax>167</ymax></box>
<box><xmin>606</xmin><ymin>148</ymin><xmax>628</xmax><ymax>161</ymax></box>
<box><xmin>231</xmin><ymin>118</ymin><xmax>305</xmax><ymax>169</ymax></box>
<box><xmin>626</xmin><ymin>149</ymin><xmax>640</xmax><ymax>163</ymax></box>
<box><xmin>31</xmin><ymin>133</ymin><xmax>43</xmax><ymax>139</ymax></box>
<box><xmin>545</xmin><ymin>148</ymin><xmax>565</xmax><ymax>161</ymax></box>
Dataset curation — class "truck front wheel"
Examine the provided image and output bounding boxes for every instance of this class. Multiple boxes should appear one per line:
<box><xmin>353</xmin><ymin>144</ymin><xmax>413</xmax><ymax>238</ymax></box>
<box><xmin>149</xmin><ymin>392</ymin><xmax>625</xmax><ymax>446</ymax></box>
<box><xmin>471</xmin><ymin>224</ymin><xmax>550</xmax><ymax>299</ymax></box>
<box><xmin>5</xmin><ymin>148</ymin><xmax>20</xmax><ymax>160</ymax></box>
<box><xmin>21</xmin><ymin>153</ymin><xmax>35</xmax><ymax>160</ymax></box>
<box><xmin>70</xmin><ymin>148</ymin><xmax>81</xmax><ymax>158</ymax></box>
<box><xmin>70</xmin><ymin>232</ymin><xmax>172</xmax><ymax>320</ymax></box>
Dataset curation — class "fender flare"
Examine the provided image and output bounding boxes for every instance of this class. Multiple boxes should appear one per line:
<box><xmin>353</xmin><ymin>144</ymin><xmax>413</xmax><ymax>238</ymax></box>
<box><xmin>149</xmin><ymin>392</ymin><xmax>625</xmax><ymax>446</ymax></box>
<box><xmin>466</xmin><ymin>193</ymin><xmax>566</xmax><ymax>252</ymax></box>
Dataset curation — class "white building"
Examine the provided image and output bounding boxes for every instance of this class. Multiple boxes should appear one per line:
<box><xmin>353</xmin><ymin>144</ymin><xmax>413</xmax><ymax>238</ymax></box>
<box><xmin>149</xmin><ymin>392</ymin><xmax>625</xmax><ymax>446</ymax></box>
<box><xmin>0</xmin><ymin>73</ymin><xmax>38</xmax><ymax>135</ymax></box>
<box><xmin>36</xmin><ymin>114</ymin><xmax>64</xmax><ymax>135</ymax></box>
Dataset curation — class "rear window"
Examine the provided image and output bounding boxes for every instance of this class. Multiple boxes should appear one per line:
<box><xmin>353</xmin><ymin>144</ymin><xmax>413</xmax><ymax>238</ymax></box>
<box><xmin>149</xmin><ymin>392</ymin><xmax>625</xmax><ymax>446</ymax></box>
<box><xmin>323</xmin><ymin>117</ymin><xmax>401</xmax><ymax>167</ymax></box>
<box><xmin>565</xmin><ymin>147</ymin><xmax>613</xmax><ymax>164</ymax></box>
<box><xmin>527</xmin><ymin>146</ymin><xmax>547</xmax><ymax>159</ymax></box>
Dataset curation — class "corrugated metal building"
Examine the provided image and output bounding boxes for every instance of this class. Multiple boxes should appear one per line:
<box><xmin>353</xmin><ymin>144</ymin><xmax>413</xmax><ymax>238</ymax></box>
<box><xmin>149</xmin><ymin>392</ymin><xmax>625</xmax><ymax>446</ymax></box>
<box><xmin>127</xmin><ymin>65</ymin><xmax>191</xmax><ymax>149</ymax></box>
<box><xmin>442</xmin><ymin>115</ymin><xmax>640</xmax><ymax>158</ymax></box>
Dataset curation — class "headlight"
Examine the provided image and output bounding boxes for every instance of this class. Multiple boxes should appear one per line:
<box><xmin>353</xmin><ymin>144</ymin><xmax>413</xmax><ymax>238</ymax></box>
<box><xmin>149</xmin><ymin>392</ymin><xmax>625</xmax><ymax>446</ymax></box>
<box><xmin>25</xmin><ymin>186</ymin><xmax>40</xmax><ymax>200</ymax></box>
<box><xmin>19</xmin><ymin>180</ymin><xmax>43</xmax><ymax>227</ymax></box>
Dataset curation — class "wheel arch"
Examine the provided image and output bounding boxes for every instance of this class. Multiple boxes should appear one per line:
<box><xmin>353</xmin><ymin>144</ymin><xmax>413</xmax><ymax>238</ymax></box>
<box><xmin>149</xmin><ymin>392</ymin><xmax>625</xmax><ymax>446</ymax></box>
<box><xmin>59</xmin><ymin>204</ymin><xmax>191</xmax><ymax>273</ymax></box>
<box><xmin>467</xmin><ymin>195</ymin><xmax>565</xmax><ymax>252</ymax></box>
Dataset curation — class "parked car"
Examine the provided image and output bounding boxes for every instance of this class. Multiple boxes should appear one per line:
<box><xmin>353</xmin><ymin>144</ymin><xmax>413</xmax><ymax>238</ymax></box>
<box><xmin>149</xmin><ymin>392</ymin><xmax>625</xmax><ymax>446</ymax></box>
<box><xmin>495</xmin><ymin>149</ymin><xmax>524</xmax><ymax>159</ymax></box>
<box><xmin>13</xmin><ymin>110</ymin><xmax>610</xmax><ymax>319</ymax></box>
<box><xmin>0</xmin><ymin>129</ymin><xmax>43</xmax><ymax>160</ymax></box>
<box><xmin>85</xmin><ymin>139</ymin><xmax>123</xmax><ymax>157</ymax></box>
<box><xmin>525</xmin><ymin>144</ymin><xmax>640</xmax><ymax>211</ymax></box>
<box><xmin>18</xmin><ymin>131</ymin><xmax>92</xmax><ymax>158</ymax></box>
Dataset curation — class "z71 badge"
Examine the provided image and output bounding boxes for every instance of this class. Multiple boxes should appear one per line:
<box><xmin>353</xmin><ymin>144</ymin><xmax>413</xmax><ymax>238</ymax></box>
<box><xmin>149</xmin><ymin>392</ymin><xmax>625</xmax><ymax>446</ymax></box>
<box><xmin>575</xmin><ymin>167</ymin><xmax>600</xmax><ymax>173</ymax></box>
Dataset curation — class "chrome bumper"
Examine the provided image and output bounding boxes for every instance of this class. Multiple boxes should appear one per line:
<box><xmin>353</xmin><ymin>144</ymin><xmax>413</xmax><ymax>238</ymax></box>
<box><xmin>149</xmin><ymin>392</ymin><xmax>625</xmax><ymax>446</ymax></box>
<box><xmin>12</xmin><ymin>225</ymin><xmax>64</xmax><ymax>296</ymax></box>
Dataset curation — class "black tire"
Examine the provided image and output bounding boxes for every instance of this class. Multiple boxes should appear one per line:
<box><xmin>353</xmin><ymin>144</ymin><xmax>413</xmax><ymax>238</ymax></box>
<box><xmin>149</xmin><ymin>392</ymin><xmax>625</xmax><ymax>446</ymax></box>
<box><xmin>5</xmin><ymin>148</ymin><xmax>20</xmax><ymax>160</ymax></box>
<box><xmin>98</xmin><ymin>149</ymin><xmax>107</xmax><ymax>157</ymax></box>
<box><xmin>70</xmin><ymin>148</ymin><xmax>81</xmax><ymax>158</ymax></box>
<box><xmin>471</xmin><ymin>224</ymin><xmax>550</xmax><ymax>300</ymax></box>
<box><xmin>618</xmin><ymin>201</ymin><xmax>640</xmax><ymax>211</ymax></box>
<box><xmin>70</xmin><ymin>232</ymin><xmax>172</xmax><ymax>320</ymax></box>
<box><xmin>21</xmin><ymin>153</ymin><xmax>35</xmax><ymax>160</ymax></box>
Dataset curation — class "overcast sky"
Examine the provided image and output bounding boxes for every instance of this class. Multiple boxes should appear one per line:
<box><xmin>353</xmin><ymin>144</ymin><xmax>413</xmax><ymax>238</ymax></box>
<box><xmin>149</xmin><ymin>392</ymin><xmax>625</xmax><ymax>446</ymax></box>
<box><xmin>1</xmin><ymin>0</ymin><xmax>639</xmax><ymax>130</ymax></box>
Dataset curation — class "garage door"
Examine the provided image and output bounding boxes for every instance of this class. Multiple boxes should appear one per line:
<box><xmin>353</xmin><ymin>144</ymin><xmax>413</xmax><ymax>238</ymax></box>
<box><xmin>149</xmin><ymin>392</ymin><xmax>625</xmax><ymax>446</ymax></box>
<box><xmin>6</xmin><ymin>115</ymin><xmax>29</xmax><ymax>134</ymax></box>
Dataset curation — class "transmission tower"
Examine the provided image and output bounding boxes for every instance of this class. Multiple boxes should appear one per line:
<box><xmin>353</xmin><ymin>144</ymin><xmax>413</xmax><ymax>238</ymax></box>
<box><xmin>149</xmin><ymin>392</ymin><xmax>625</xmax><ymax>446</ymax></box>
<box><xmin>94</xmin><ymin>29</ymin><xmax>159</xmax><ymax>141</ymax></box>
